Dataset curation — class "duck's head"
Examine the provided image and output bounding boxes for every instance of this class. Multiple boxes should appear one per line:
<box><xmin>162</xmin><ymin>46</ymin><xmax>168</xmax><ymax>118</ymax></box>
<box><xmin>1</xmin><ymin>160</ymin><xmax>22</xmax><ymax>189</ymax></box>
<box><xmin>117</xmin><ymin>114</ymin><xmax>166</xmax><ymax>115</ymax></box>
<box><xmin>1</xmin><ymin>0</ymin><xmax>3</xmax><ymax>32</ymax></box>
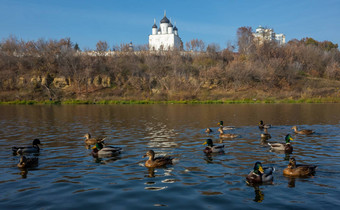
<box><xmin>285</xmin><ymin>134</ymin><xmax>293</xmax><ymax>143</ymax></box>
<box><xmin>205</xmin><ymin>128</ymin><xmax>212</xmax><ymax>133</ymax></box>
<box><xmin>291</xmin><ymin>126</ymin><xmax>297</xmax><ymax>130</ymax></box>
<box><xmin>84</xmin><ymin>133</ymin><xmax>91</xmax><ymax>139</ymax></box>
<box><xmin>92</xmin><ymin>142</ymin><xmax>103</xmax><ymax>150</ymax></box>
<box><xmin>203</xmin><ymin>139</ymin><xmax>214</xmax><ymax>147</ymax></box>
<box><xmin>217</xmin><ymin>121</ymin><xmax>224</xmax><ymax>126</ymax></box>
<box><xmin>143</xmin><ymin>150</ymin><xmax>155</xmax><ymax>158</ymax></box>
<box><xmin>259</xmin><ymin>120</ymin><xmax>264</xmax><ymax>125</ymax></box>
<box><xmin>253</xmin><ymin>162</ymin><xmax>264</xmax><ymax>174</ymax></box>
<box><xmin>32</xmin><ymin>139</ymin><xmax>41</xmax><ymax>146</ymax></box>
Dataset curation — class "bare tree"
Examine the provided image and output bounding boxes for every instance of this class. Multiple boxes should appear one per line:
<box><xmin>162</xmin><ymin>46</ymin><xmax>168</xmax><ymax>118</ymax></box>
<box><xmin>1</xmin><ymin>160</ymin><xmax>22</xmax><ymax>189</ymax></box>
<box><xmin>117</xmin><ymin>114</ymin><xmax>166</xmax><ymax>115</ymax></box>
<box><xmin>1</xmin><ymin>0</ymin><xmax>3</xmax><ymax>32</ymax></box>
<box><xmin>237</xmin><ymin>26</ymin><xmax>255</xmax><ymax>55</ymax></box>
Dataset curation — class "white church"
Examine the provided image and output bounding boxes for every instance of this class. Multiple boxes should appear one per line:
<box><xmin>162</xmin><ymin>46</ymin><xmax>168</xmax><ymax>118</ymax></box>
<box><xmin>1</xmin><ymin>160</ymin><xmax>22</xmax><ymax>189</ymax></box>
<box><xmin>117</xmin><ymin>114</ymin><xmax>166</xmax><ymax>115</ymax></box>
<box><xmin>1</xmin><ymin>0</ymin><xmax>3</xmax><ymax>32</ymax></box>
<box><xmin>149</xmin><ymin>12</ymin><xmax>183</xmax><ymax>51</ymax></box>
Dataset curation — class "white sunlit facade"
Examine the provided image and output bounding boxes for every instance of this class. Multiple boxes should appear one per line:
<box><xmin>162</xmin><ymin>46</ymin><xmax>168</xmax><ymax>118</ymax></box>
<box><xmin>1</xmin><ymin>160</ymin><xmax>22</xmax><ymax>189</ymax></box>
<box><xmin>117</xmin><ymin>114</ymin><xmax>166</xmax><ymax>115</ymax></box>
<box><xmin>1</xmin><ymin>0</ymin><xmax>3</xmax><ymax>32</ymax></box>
<box><xmin>253</xmin><ymin>25</ymin><xmax>286</xmax><ymax>45</ymax></box>
<box><xmin>149</xmin><ymin>12</ymin><xmax>183</xmax><ymax>51</ymax></box>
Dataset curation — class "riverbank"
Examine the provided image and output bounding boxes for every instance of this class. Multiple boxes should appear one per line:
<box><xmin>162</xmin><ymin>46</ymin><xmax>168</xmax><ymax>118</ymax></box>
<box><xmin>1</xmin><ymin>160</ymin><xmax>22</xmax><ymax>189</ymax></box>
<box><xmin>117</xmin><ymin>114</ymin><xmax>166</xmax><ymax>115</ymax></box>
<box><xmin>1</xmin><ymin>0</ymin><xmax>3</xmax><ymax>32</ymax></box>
<box><xmin>1</xmin><ymin>97</ymin><xmax>340</xmax><ymax>105</ymax></box>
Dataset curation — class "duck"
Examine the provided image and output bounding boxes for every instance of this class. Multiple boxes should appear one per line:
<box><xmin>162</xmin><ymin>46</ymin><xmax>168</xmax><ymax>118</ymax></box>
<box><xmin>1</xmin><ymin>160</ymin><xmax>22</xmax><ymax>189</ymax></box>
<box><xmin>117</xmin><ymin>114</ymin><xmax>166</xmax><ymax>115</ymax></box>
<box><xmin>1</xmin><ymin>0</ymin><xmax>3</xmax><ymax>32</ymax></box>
<box><xmin>217</xmin><ymin>121</ymin><xmax>235</xmax><ymax>130</ymax></box>
<box><xmin>260</xmin><ymin>128</ymin><xmax>271</xmax><ymax>140</ymax></box>
<box><xmin>205</xmin><ymin>128</ymin><xmax>213</xmax><ymax>134</ymax></box>
<box><xmin>291</xmin><ymin>126</ymin><xmax>314</xmax><ymax>135</ymax></box>
<box><xmin>143</xmin><ymin>150</ymin><xmax>173</xmax><ymax>168</ymax></box>
<box><xmin>217</xmin><ymin>127</ymin><xmax>238</xmax><ymax>138</ymax></box>
<box><xmin>268</xmin><ymin>134</ymin><xmax>294</xmax><ymax>153</ymax></box>
<box><xmin>84</xmin><ymin>133</ymin><xmax>106</xmax><ymax>145</ymax></box>
<box><xmin>17</xmin><ymin>156</ymin><xmax>39</xmax><ymax>168</ymax></box>
<box><xmin>259</xmin><ymin>120</ymin><xmax>271</xmax><ymax>129</ymax></box>
<box><xmin>91</xmin><ymin>142</ymin><xmax>122</xmax><ymax>157</ymax></box>
<box><xmin>12</xmin><ymin>139</ymin><xmax>41</xmax><ymax>155</ymax></box>
<box><xmin>202</xmin><ymin>139</ymin><xmax>224</xmax><ymax>154</ymax></box>
<box><xmin>283</xmin><ymin>157</ymin><xmax>317</xmax><ymax>177</ymax></box>
<box><xmin>246</xmin><ymin>162</ymin><xmax>274</xmax><ymax>185</ymax></box>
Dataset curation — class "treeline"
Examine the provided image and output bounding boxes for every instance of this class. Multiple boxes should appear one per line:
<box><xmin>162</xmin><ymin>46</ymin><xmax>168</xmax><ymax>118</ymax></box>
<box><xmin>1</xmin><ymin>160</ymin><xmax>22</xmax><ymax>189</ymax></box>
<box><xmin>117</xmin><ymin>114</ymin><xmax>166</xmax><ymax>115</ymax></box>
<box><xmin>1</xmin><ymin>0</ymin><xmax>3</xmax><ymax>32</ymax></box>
<box><xmin>0</xmin><ymin>30</ymin><xmax>339</xmax><ymax>102</ymax></box>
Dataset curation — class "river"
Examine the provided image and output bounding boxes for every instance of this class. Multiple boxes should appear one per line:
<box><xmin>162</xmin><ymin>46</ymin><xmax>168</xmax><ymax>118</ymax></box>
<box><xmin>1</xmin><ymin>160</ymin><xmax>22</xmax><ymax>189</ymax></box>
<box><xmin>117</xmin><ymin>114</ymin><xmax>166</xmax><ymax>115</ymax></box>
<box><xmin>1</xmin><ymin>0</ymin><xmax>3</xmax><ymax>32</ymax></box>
<box><xmin>0</xmin><ymin>104</ymin><xmax>339</xmax><ymax>209</ymax></box>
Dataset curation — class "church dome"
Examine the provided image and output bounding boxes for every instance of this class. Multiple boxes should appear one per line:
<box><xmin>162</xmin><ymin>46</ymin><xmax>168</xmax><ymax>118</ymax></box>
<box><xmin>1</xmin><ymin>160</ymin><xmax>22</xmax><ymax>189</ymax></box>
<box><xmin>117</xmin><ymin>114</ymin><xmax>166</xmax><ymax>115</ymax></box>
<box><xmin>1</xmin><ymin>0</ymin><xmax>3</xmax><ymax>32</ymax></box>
<box><xmin>168</xmin><ymin>22</ymin><xmax>173</xmax><ymax>27</ymax></box>
<box><xmin>160</xmin><ymin>16</ymin><xmax>170</xmax><ymax>23</ymax></box>
<box><xmin>152</xmin><ymin>23</ymin><xmax>157</xmax><ymax>28</ymax></box>
<box><xmin>173</xmin><ymin>26</ymin><xmax>178</xmax><ymax>31</ymax></box>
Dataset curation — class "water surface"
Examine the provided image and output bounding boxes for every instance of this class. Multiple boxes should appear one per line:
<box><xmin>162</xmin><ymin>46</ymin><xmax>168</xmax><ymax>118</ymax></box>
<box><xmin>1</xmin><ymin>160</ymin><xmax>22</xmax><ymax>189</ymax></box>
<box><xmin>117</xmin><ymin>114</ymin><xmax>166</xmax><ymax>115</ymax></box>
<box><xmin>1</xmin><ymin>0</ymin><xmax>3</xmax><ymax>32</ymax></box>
<box><xmin>0</xmin><ymin>104</ymin><xmax>339</xmax><ymax>209</ymax></box>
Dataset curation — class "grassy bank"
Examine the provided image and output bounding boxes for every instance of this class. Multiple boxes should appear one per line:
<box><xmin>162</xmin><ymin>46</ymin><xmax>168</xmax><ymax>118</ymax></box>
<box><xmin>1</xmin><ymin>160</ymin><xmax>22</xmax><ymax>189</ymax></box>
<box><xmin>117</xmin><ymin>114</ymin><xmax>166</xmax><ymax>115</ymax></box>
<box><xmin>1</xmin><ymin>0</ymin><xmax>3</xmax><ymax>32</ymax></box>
<box><xmin>1</xmin><ymin>97</ymin><xmax>340</xmax><ymax>105</ymax></box>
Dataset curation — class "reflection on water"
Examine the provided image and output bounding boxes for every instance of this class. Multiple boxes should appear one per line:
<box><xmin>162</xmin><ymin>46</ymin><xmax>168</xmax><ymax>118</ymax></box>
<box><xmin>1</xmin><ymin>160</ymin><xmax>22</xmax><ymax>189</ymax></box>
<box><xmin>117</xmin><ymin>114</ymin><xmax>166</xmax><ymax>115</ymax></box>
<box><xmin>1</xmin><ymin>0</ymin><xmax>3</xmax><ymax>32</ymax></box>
<box><xmin>0</xmin><ymin>104</ymin><xmax>340</xmax><ymax>209</ymax></box>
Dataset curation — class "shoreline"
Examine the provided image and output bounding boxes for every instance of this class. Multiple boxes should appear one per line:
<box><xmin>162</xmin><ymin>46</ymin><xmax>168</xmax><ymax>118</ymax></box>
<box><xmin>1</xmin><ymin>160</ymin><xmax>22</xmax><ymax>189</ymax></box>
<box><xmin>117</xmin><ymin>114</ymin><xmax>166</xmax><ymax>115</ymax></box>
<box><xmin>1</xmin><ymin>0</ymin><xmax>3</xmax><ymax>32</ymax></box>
<box><xmin>1</xmin><ymin>97</ymin><xmax>340</xmax><ymax>105</ymax></box>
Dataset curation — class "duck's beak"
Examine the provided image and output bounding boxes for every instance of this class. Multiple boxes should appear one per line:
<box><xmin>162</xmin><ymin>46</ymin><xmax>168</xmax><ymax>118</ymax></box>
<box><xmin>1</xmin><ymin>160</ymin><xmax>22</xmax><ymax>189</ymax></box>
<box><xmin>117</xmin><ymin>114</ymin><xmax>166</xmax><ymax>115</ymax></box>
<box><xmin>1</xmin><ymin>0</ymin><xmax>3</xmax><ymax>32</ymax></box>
<box><xmin>202</xmin><ymin>142</ymin><xmax>207</xmax><ymax>145</ymax></box>
<box><xmin>92</xmin><ymin>145</ymin><xmax>96</xmax><ymax>149</ymax></box>
<box><xmin>259</xmin><ymin>165</ymin><xmax>264</xmax><ymax>173</ymax></box>
<box><xmin>289</xmin><ymin>137</ymin><xmax>294</xmax><ymax>141</ymax></box>
<box><xmin>142</xmin><ymin>154</ymin><xmax>147</xmax><ymax>158</ymax></box>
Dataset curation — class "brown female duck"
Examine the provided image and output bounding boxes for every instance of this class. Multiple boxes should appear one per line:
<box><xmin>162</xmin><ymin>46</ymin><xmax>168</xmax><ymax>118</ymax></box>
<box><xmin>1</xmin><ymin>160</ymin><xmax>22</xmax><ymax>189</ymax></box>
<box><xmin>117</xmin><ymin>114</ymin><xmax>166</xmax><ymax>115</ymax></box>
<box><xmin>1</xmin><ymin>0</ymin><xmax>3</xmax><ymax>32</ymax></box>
<box><xmin>205</xmin><ymin>128</ymin><xmax>213</xmax><ymax>134</ymax></box>
<box><xmin>218</xmin><ymin>127</ymin><xmax>238</xmax><ymax>138</ymax></box>
<box><xmin>283</xmin><ymin>157</ymin><xmax>317</xmax><ymax>177</ymax></box>
<box><xmin>260</xmin><ymin>128</ymin><xmax>271</xmax><ymax>140</ymax></box>
<box><xmin>291</xmin><ymin>126</ymin><xmax>314</xmax><ymax>135</ymax></box>
<box><xmin>143</xmin><ymin>150</ymin><xmax>173</xmax><ymax>168</ymax></box>
<box><xmin>84</xmin><ymin>133</ymin><xmax>106</xmax><ymax>145</ymax></box>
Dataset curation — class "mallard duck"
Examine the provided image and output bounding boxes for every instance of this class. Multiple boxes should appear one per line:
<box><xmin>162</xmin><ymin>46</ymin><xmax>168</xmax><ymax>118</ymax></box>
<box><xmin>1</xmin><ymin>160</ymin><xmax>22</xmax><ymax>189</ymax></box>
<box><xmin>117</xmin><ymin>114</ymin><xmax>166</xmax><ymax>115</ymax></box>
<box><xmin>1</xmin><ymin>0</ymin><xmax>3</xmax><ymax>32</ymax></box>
<box><xmin>217</xmin><ymin>121</ymin><xmax>235</xmax><ymax>130</ymax></box>
<box><xmin>202</xmin><ymin>139</ymin><xmax>224</xmax><ymax>154</ymax></box>
<box><xmin>84</xmin><ymin>133</ymin><xmax>106</xmax><ymax>145</ymax></box>
<box><xmin>246</xmin><ymin>162</ymin><xmax>274</xmax><ymax>185</ymax></box>
<box><xmin>143</xmin><ymin>150</ymin><xmax>173</xmax><ymax>168</ymax></box>
<box><xmin>205</xmin><ymin>128</ymin><xmax>213</xmax><ymax>134</ymax></box>
<box><xmin>283</xmin><ymin>157</ymin><xmax>317</xmax><ymax>177</ymax></box>
<box><xmin>259</xmin><ymin>120</ymin><xmax>271</xmax><ymax>129</ymax></box>
<box><xmin>91</xmin><ymin>142</ymin><xmax>122</xmax><ymax>157</ymax></box>
<box><xmin>268</xmin><ymin>134</ymin><xmax>294</xmax><ymax>153</ymax></box>
<box><xmin>291</xmin><ymin>126</ymin><xmax>314</xmax><ymax>135</ymax></box>
<box><xmin>17</xmin><ymin>156</ymin><xmax>39</xmax><ymax>168</ymax></box>
<box><xmin>217</xmin><ymin>127</ymin><xmax>238</xmax><ymax>138</ymax></box>
<box><xmin>12</xmin><ymin>139</ymin><xmax>41</xmax><ymax>155</ymax></box>
<box><xmin>260</xmin><ymin>128</ymin><xmax>271</xmax><ymax>140</ymax></box>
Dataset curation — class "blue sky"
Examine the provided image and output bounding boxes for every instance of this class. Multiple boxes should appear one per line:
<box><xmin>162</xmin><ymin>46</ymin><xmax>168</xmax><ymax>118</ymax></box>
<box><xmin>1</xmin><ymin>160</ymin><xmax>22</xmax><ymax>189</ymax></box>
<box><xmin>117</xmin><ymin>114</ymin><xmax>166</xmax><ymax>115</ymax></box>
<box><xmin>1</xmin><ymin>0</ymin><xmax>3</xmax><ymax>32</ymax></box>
<box><xmin>1</xmin><ymin>0</ymin><xmax>339</xmax><ymax>50</ymax></box>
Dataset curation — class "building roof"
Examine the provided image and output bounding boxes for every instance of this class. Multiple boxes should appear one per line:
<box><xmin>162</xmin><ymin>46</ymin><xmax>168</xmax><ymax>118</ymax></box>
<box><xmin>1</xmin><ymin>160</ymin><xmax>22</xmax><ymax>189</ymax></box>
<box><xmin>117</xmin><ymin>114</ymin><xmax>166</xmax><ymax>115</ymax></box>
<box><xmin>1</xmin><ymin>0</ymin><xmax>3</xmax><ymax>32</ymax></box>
<box><xmin>160</xmin><ymin>15</ymin><xmax>170</xmax><ymax>23</ymax></box>
<box><xmin>173</xmin><ymin>26</ymin><xmax>178</xmax><ymax>31</ymax></box>
<box><xmin>168</xmin><ymin>22</ymin><xmax>173</xmax><ymax>27</ymax></box>
<box><xmin>152</xmin><ymin>23</ymin><xmax>158</xmax><ymax>28</ymax></box>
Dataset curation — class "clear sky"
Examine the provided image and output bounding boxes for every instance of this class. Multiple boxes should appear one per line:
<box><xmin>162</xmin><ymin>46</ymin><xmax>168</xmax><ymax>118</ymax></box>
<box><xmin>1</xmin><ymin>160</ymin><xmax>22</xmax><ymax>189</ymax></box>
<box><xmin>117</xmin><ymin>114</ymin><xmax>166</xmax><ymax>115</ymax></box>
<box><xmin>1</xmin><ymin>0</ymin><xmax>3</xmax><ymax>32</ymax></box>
<box><xmin>1</xmin><ymin>0</ymin><xmax>339</xmax><ymax>50</ymax></box>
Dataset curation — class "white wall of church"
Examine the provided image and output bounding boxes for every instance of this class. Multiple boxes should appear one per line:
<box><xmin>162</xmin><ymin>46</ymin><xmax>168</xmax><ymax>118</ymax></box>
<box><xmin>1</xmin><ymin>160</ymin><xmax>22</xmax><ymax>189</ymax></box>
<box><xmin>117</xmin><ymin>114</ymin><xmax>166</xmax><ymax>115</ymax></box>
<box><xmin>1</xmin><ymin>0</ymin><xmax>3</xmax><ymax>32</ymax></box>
<box><xmin>149</xmin><ymin>34</ymin><xmax>181</xmax><ymax>51</ymax></box>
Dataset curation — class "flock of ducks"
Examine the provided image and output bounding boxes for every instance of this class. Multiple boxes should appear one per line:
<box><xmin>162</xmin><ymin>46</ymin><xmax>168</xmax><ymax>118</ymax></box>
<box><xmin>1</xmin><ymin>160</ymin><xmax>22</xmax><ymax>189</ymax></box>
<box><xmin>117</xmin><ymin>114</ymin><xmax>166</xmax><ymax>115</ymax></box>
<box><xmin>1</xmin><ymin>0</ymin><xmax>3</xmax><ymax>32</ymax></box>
<box><xmin>11</xmin><ymin>120</ymin><xmax>317</xmax><ymax>185</ymax></box>
<box><xmin>203</xmin><ymin>120</ymin><xmax>317</xmax><ymax>186</ymax></box>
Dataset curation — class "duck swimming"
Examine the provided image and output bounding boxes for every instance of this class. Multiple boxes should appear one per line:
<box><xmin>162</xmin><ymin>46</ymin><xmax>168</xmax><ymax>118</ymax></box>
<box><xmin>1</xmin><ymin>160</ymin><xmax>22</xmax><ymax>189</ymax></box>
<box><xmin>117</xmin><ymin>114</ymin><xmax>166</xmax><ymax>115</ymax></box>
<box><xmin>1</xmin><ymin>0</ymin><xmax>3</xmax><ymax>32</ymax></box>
<box><xmin>143</xmin><ymin>150</ymin><xmax>173</xmax><ymax>168</ymax></box>
<box><xmin>291</xmin><ymin>126</ymin><xmax>314</xmax><ymax>135</ymax></box>
<box><xmin>218</xmin><ymin>121</ymin><xmax>235</xmax><ymax>130</ymax></box>
<box><xmin>12</xmin><ymin>139</ymin><xmax>41</xmax><ymax>155</ymax></box>
<box><xmin>91</xmin><ymin>142</ymin><xmax>122</xmax><ymax>157</ymax></box>
<box><xmin>283</xmin><ymin>157</ymin><xmax>317</xmax><ymax>177</ymax></box>
<box><xmin>84</xmin><ymin>133</ymin><xmax>106</xmax><ymax>145</ymax></box>
<box><xmin>17</xmin><ymin>156</ymin><xmax>39</xmax><ymax>168</ymax></box>
<box><xmin>217</xmin><ymin>127</ymin><xmax>238</xmax><ymax>138</ymax></box>
<box><xmin>259</xmin><ymin>120</ymin><xmax>271</xmax><ymax>129</ymax></box>
<box><xmin>268</xmin><ymin>134</ymin><xmax>294</xmax><ymax>153</ymax></box>
<box><xmin>205</xmin><ymin>128</ymin><xmax>213</xmax><ymax>134</ymax></box>
<box><xmin>260</xmin><ymin>128</ymin><xmax>271</xmax><ymax>140</ymax></box>
<box><xmin>246</xmin><ymin>162</ymin><xmax>274</xmax><ymax>185</ymax></box>
<box><xmin>202</xmin><ymin>139</ymin><xmax>224</xmax><ymax>154</ymax></box>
